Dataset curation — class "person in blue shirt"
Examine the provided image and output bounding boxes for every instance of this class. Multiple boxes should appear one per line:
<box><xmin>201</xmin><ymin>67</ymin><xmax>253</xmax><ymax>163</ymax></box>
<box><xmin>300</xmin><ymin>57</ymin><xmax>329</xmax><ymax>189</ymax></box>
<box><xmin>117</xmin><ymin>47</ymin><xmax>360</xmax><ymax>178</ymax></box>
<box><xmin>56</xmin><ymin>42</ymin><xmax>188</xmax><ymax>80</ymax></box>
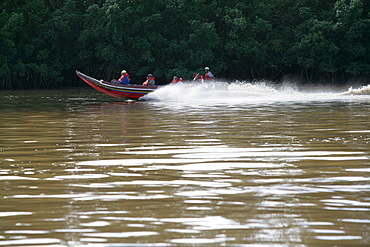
<box><xmin>118</xmin><ymin>70</ymin><xmax>131</xmax><ymax>85</ymax></box>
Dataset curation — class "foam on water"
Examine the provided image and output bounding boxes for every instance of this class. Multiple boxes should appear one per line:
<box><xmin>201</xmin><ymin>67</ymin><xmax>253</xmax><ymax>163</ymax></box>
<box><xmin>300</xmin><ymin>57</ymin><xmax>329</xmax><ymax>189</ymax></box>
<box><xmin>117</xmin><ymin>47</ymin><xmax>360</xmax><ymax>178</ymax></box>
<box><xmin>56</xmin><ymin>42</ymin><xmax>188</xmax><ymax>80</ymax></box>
<box><xmin>342</xmin><ymin>84</ymin><xmax>370</xmax><ymax>95</ymax></box>
<box><xmin>142</xmin><ymin>81</ymin><xmax>360</xmax><ymax>103</ymax></box>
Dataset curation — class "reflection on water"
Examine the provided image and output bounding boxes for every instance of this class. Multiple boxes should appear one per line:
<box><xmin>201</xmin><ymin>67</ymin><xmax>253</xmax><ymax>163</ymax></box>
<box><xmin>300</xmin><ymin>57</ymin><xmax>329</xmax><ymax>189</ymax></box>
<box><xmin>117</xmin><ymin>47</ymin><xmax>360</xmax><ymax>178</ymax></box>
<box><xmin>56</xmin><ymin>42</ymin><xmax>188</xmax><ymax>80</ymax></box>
<box><xmin>1</xmin><ymin>85</ymin><xmax>370</xmax><ymax>246</ymax></box>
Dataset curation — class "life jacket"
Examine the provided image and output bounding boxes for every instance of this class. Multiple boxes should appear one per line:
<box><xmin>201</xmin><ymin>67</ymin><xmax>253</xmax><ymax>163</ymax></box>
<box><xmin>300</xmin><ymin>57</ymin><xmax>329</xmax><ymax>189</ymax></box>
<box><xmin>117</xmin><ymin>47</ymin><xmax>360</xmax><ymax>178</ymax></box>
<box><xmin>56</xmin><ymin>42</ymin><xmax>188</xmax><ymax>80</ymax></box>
<box><xmin>119</xmin><ymin>73</ymin><xmax>131</xmax><ymax>84</ymax></box>
<box><xmin>143</xmin><ymin>77</ymin><xmax>155</xmax><ymax>86</ymax></box>
<box><xmin>194</xmin><ymin>75</ymin><xmax>203</xmax><ymax>81</ymax></box>
<box><xmin>171</xmin><ymin>78</ymin><xmax>183</xmax><ymax>84</ymax></box>
<box><xmin>204</xmin><ymin>71</ymin><xmax>214</xmax><ymax>80</ymax></box>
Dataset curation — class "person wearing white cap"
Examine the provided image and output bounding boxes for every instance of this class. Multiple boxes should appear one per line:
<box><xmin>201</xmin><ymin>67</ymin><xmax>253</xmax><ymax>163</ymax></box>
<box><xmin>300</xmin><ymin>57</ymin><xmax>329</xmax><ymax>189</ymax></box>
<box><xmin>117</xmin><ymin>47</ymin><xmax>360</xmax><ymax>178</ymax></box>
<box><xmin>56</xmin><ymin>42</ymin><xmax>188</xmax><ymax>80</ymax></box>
<box><xmin>204</xmin><ymin>67</ymin><xmax>214</xmax><ymax>81</ymax></box>
<box><xmin>117</xmin><ymin>70</ymin><xmax>131</xmax><ymax>85</ymax></box>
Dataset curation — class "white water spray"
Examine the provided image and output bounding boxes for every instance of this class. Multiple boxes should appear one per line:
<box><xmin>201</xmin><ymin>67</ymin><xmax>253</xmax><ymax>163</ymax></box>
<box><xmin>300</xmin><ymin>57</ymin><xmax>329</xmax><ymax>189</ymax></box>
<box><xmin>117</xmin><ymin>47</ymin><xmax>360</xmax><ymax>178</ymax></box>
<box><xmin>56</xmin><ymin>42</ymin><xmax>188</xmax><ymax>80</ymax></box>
<box><xmin>342</xmin><ymin>84</ymin><xmax>370</xmax><ymax>95</ymax></box>
<box><xmin>142</xmin><ymin>81</ymin><xmax>369</xmax><ymax>103</ymax></box>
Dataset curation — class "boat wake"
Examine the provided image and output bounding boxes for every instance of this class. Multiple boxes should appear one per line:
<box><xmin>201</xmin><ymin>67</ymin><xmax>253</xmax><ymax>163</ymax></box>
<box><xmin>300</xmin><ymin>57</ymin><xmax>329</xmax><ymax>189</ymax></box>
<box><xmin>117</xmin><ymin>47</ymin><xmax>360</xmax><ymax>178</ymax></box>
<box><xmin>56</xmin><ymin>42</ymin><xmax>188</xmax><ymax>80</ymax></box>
<box><xmin>142</xmin><ymin>81</ymin><xmax>367</xmax><ymax>103</ymax></box>
<box><xmin>341</xmin><ymin>84</ymin><xmax>370</xmax><ymax>95</ymax></box>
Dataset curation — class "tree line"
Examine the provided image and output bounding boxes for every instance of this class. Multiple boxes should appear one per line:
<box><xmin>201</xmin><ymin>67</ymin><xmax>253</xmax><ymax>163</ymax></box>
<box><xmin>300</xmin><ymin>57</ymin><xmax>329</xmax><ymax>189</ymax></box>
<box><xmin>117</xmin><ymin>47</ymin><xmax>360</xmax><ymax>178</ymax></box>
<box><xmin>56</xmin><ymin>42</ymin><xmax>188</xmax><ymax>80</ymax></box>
<box><xmin>1</xmin><ymin>0</ymin><xmax>369</xmax><ymax>88</ymax></box>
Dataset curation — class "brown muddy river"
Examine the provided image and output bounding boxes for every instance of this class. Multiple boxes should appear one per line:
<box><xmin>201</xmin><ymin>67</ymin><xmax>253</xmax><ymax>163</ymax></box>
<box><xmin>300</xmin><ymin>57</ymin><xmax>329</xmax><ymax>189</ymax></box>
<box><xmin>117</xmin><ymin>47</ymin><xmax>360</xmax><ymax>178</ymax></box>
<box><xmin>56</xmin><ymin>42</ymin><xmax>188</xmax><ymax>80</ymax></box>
<box><xmin>1</xmin><ymin>83</ymin><xmax>370</xmax><ymax>246</ymax></box>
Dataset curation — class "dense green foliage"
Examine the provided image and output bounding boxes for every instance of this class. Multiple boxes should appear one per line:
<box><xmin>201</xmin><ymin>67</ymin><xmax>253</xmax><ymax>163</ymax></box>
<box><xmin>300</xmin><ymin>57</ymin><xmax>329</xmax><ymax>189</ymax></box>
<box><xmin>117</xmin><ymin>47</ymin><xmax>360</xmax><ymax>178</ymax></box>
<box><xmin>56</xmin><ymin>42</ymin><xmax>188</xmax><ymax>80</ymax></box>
<box><xmin>1</xmin><ymin>0</ymin><xmax>369</xmax><ymax>88</ymax></box>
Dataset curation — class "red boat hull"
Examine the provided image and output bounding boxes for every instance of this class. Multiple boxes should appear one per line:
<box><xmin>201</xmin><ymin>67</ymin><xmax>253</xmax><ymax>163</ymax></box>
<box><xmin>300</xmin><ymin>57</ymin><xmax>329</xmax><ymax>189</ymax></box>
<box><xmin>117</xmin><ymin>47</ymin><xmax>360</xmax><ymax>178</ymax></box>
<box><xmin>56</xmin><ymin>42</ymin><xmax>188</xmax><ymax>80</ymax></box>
<box><xmin>76</xmin><ymin>71</ymin><xmax>158</xmax><ymax>100</ymax></box>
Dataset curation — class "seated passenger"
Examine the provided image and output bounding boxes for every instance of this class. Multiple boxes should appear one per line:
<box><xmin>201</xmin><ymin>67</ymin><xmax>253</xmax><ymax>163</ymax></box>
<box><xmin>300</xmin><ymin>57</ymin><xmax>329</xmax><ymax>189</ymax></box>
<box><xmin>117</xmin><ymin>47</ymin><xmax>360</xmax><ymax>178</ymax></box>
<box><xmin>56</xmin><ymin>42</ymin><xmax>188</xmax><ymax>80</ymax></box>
<box><xmin>112</xmin><ymin>70</ymin><xmax>131</xmax><ymax>85</ymax></box>
<box><xmin>193</xmin><ymin>73</ymin><xmax>204</xmax><ymax>83</ymax></box>
<box><xmin>143</xmin><ymin>74</ymin><xmax>156</xmax><ymax>86</ymax></box>
<box><xmin>170</xmin><ymin>76</ymin><xmax>183</xmax><ymax>85</ymax></box>
<box><xmin>118</xmin><ymin>70</ymin><xmax>131</xmax><ymax>85</ymax></box>
<box><xmin>204</xmin><ymin>67</ymin><xmax>214</xmax><ymax>81</ymax></box>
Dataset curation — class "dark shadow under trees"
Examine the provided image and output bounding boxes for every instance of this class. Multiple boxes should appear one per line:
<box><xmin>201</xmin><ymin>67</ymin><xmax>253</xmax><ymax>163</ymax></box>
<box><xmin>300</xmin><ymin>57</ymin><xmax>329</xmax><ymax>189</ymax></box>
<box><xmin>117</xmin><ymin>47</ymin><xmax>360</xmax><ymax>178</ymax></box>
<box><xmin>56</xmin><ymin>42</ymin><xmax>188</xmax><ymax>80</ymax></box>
<box><xmin>1</xmin><ymin>0</ymin><xmax>369</xmax><ymax>88</ymax></box>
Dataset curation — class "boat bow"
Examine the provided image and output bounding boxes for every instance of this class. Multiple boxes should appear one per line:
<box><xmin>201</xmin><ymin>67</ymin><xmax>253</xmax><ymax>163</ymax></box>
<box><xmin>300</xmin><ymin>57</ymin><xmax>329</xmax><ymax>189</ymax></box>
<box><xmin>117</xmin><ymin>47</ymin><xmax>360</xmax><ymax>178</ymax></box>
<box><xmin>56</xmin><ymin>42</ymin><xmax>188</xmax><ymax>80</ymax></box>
<box><xmin>76</xmin><ymin>70</ymin><xmax>158</xmax><ymax>99</ymax></box>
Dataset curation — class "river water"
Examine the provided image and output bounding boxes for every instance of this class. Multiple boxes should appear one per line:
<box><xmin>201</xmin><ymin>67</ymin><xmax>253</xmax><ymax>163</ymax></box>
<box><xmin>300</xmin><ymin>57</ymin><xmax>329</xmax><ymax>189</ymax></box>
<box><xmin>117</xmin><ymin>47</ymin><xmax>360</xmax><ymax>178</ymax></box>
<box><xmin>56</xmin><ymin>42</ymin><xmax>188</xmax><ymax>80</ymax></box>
<box><xmin>1</xmin><ymin>82</ymin><xmax>370</xmax><ymax>246</ymax></box>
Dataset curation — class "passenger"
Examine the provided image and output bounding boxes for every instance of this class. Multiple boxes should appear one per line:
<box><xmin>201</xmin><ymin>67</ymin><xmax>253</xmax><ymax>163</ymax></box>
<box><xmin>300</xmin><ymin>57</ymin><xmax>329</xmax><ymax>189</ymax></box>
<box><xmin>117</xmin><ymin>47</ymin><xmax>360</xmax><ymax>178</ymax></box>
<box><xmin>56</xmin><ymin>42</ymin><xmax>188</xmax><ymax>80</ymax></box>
<box><xmin>204</xmin><ymin>67</ymin><xmax>214</xmax><ymax>81</ymax></box>
<box><xmin>112</xmin><ymin>70</ymin><xmax>131</xmax><ymax>85</ymax></box>
<box><xmin>143</xmin><ymin>74</ymin><xmax>156</xmax><ymax>86</ymax></box>
<box><xmin>119</xmin><ymin>70</ymin><xmax>131</xmax><ymax>84</ymax></box>
<box><xmin>170</xmin><ymin>76</ymin><xmax>183</xmax><ymax>85</ymax></box>
<box><xmin>193</xmin><ymin>73</ymin><xmax>204</xmax><ymax>83</ymax></box>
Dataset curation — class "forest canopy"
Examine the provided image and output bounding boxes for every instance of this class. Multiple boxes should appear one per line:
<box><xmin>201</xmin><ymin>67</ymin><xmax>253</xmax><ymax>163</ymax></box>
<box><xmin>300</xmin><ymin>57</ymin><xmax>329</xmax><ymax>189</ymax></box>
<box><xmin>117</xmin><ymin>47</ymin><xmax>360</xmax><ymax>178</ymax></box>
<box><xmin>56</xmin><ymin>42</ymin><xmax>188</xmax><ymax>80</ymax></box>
<box><xmin>1</xmin><ymin>0</ymin><xmax>369</xmax><ymax>88</ymax></box>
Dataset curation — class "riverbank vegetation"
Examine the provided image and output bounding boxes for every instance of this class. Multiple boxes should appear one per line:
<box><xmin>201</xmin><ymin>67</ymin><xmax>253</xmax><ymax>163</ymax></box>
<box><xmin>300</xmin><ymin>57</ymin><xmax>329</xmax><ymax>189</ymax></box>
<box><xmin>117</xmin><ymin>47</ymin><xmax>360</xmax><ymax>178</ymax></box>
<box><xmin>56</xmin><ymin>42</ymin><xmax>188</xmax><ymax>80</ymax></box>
<box><xmin>1</xmin><ymin>0</ymin><xmax>369</xmax><ymax>88</ymax></box>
